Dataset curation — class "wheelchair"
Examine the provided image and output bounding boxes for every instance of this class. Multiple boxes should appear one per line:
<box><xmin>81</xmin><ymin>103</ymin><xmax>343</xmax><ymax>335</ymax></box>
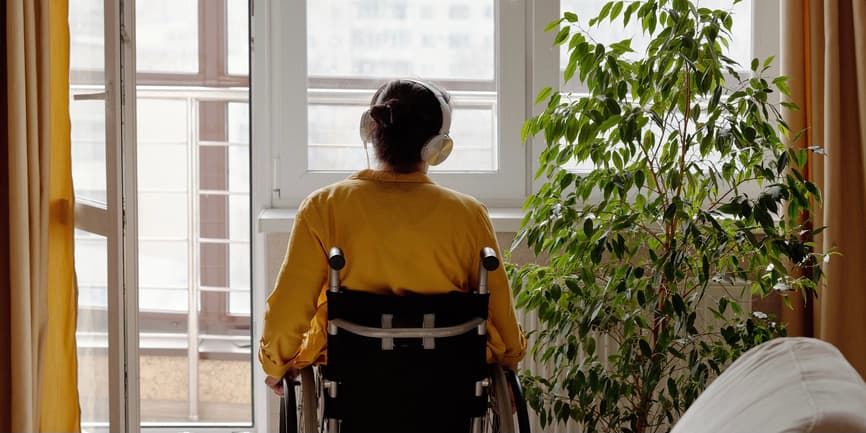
<box><xmin>279</xmin><ymin>247</ymin><xmax>531</xmax><ymax>433</ymax></box>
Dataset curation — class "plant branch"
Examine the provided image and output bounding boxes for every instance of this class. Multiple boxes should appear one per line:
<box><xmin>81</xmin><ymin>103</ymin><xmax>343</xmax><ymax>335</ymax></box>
<box><xmin>679</xmin><ymin>68</ymin><xmax>691</xmax><ymax>200</ymax></box>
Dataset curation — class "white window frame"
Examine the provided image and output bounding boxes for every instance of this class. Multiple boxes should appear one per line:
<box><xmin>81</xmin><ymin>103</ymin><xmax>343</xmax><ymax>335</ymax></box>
<box><xmin>253</xmin><ymin>0</ymin><xmax>779</xmax><ymax>213</ymax></box>
<box><xmin>71</xmin><ymin>0</ymin><xmax>141</xmax><ymax>431</ymax></box>
<box><xmin>253</xmin><ymin>0</ymin><xmax>531</xmax><ymax>209</ymax></box>
<box><xmin>73</xmin><ymin>1</ymin><xmax>264</xmax><ymax>431</ymax></box>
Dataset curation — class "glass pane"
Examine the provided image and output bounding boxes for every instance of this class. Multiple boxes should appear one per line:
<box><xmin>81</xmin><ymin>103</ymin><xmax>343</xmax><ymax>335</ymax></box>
<box><xmin>138</xmin><ymin>144</ymin><xmax>188</xmax><ymax>191</ymax></box>
<box><xmin>70</xmin><ymin>0</ymin><xmax>106</xmax><ymax>203</ymax></box>
<box><xmin>138</xmin><ymin>99</ymin><xmax>189</xmax><ymax>143</ymax></box>
<box><xmin>139</xmin><ymin>241</ymin><xmax>189</xmax><ymax>300</ymax></box>
<box><xmin>193</xmin><ymin>357</ymin><xmax>252</xmax><ymax>421</ymax></box>
<box><xmin>136</xmin><ymin>0</ymin><xmax>198</xmax><ymax>73</ymax></box>
<box><xmin>139</xmin><ymin>288</ymin><xmax>189</xmax><ymax>312</ymax></box>
<box><xmin>69</xmin><ymin>0</ymin><xmax>104</xmax><ymax>73</ymax></box>
<box><xmin>76</xmin><ymin>233</ymin><xmax>108</xmax><ymax>304</ymax></box>
<box><xmin>70</xmin><ymin>1</ymin><xmax>110</xmax><ymax>427</ymax></box>
<box><xmin>228</xmin><ymin>145</ymin><xmax>249</xmax><ymax>193</ymax></box>
<box><xmin>700</xmin><ymin>0</ymin><xmax>751</xmax><ymax>67</ymax></box>
<box><xmin>229</xmin><ymin>290</ymin><xmax>251</xmax><ymax>315</ymax></box>
<box><xmin>138</xmin><ymin>192</ymin><xmax>189</xmax><ymax>239</ymax></box>
<box><xmin>226</xmin><ymin>0</ymin><xmax>249</xmax><ymax>76</ymax></box>
<box><xmin>228</xmin><ymin>102</ymin><xmax>249</xmax><ymax>144</ymax></box>
<box><xmin>75</xmin><ymin>230</ymin><xmax>109</xmax><ymax>428</ymax></box>
<box><xmin>560</xmin><ymin>0</ymin><xmax>751</xmax><ymax>90</ymax></box>
<box><xmin>229</xmin><ymin>243</ymin><xmax>250</xmax><ymax>291</ymax></box>
<box><xmin>306</xmin><ymin>1</ymin><xmax>496</xmax><ymax>172</ymax></box>
<box><xmin>561</xmin><ymin>79</ymin><xmax>727</xmax><ymax>173</ymax></box>
<box><xmin>307</xmin><ymin>104</ymin><xmax>368</xmax><ymax>171</ymax></box>
<box><xmin>70</xmin><ymin>98</ymin><xmax>107</xmax><ymax>203</ymax></box>
<box><xmin>137</xmin><ymin>1</ymin><xmax>252</xmax><ymax>424</ymax></box>
<box><xmin>307</xmin><ymin>103</ymin><xmax>496</xmax><ymax>172</ymax></box>
<box><xmin>307</xmin><ymin>0</ymin><xmax>494</xmax><ymax>81</ymax></box>
<box><xmin>432</xmin><ymin>107</ymin><xmax>496</xmax><ymax>172</ymax></box>
<box><xmin>229</xmin><ymin>195</ymin><xmax>250</xmax><ymax>241</ymax></box>
<box><xmin>139</xmin><ymin>354</ymin><xmax>192</xmax><ymax>423</ymax></box>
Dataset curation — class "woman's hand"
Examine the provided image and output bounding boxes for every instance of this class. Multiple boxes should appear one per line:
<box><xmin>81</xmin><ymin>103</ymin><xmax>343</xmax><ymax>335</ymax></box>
<box><xmin>264</xmin><ymin>376</ymin><xmax>284</xmax><ymax>397</ymax></box>
<box><xmin>265</xmin><ymin>369</ymin><xmax>298</xmax><ymax>397</ymax></box>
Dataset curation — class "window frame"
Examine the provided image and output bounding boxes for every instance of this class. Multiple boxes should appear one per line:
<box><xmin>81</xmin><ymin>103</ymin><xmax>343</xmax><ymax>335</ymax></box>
<box><xmin>68</xmin><ymin>0</ymin><xmax>141</xmax><ymax>429</ymax></box>
<box><xmin>256</xmin><ymin>0</ymin><xmax>779</xmax><ymax>213</ymax></box>
<box><xmin>136</xmin><ymin>0</ymin><xmax>249</xmax><ymax>87</ymax></box>
<box><xmin>70</xmin><ymin>4</ymin><xmax>252</xmax><ymax>332</ymax></box>
<box><xmin>72</xmin><ymin>0</ymin><xmax>257</xmax><ymax>429</ymax></box>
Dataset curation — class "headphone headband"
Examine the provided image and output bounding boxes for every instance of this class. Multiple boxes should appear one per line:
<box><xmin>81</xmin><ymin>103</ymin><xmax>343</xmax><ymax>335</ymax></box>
<box><xmin>402</xmin><ymin>79</ymin><xmax>452</xmax><ymax>138</ymax></box>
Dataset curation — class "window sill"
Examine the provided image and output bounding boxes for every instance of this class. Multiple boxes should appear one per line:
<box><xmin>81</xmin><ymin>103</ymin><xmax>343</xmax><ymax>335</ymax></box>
<box><xmin>257</xmin><ymin>207</ymin><xmax>525</xmax><ymax>234</ymax></box>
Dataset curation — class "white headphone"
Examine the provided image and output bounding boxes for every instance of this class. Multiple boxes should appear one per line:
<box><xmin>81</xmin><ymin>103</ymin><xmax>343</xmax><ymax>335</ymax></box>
<box><xmin>359</xmin><ymin>79</ymin><xmax>454</xmax><ymax>166</ymax></box>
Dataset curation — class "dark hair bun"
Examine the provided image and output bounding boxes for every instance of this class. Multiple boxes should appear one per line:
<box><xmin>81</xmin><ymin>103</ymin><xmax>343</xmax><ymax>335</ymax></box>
<box><xmin>369</xmin><ymin>99</ymin><xmax>403</xmax><ymax>128</ymax></box>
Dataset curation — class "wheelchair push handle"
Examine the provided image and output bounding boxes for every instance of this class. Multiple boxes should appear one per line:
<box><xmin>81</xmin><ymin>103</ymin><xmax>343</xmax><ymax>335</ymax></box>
<box><xmin>328</xmin><ymin>247</ymin><xmax>346</xmax><ymax>270</ymax></box>
<box><xmin>477</xmin><ymin>247</ymin><xmax>499</xmax><ymax>295</ymax></box>
<box><xmin>329</xmin><ymin>247</ymin><xmax>345</xmax><ymax>292</ymax></box>
<box><xmin>480</xmin><ymin>247</ymin><xmax>499</xmax><ymax>271</ymax></box>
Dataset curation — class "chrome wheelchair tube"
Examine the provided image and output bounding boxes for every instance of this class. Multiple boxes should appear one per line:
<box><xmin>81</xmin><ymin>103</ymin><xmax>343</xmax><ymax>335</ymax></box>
<box><xmin>381</xmin><ymin>314</ymin><xmax>394</xmax><ymax>350</ymax></box>
<box><xmin>326</xmin><ymin>418</ymin><xmax>339</xmax><ymax>433</ymax></box>
<box><xmin>329</xmin><ymin>317</ymin><xmax>485</xmax><ymax>340</ymax></box>
<box><xmin>422</xmin><ymin>314</ymin><xmax>435</xmax><ymax>349</ymax></box>
<box><xmin>323</xmin><ymin>379</ymin><xmax>338</xmax><ymax>398</ymax></box>
<box><xmin>477</xmin><ymin>247</ymin><xmax>499</xmax><ymax>294</ymax></box>
<box><xmin>328</xmin><ymin>247</ymin><xmax>345</xmax><ymax>292</ymax></box>
<box><xmin>475</xmin><ymin>378</ymin><xmax>490</xmax><ymax>396</ymax></box>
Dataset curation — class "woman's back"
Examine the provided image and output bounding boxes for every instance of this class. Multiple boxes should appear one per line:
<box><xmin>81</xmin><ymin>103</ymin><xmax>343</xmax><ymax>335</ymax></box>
<box><xmin>309</xmin><ymin>169</ymin><xmax>490</xmax><ymax>296</ymax></box>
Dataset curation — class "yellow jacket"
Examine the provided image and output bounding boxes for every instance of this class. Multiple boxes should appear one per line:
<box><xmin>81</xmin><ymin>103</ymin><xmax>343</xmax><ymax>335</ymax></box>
<box><xmin>259</xmin><ymin>169</ymin><xmax>527</xmax><ymax>378</ymax></box>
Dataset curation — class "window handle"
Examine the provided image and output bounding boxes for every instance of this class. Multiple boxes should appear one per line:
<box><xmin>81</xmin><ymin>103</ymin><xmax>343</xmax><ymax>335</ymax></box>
<box><xmin>73</xmin><ymin>91</ymin><xmax>107</xmax><ymax>101</ymax></box>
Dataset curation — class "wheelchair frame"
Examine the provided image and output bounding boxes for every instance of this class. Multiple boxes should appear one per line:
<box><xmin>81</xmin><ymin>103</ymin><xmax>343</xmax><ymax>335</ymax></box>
<box><xmin>279</xmin><ymin>247</ymin><xmax>531</xmax><ymax>433</ymax></box>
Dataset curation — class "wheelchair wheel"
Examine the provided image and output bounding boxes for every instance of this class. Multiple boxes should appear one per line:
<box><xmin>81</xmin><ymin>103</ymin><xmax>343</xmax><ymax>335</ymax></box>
<box><xmin>486</xmin><ymin>365</ymin><xmax>515</xmax><ymax>433</ymax></box>
<box><xmin>279</xmin><ymin>377</ymin><xmax>296</xmax><ymax>433</ymax></box>
<box><xmin>484</xmin><ymin>365</ymin><xmax>532</xmax><ymax>433</ymax></box>
<box><xmin>504</xmin><ymin>369</ymin><xmax>531</xmax><ymax>433</ymax></box>
<box><xmin>280</xmin><ymin>367</ymin><xmax>320</xmax><ymax>433</ymax></box>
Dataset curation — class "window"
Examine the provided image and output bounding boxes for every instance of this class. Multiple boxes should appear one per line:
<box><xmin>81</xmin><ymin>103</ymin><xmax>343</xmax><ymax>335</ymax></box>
<box><xmin>258</xmin><ymin>1</ymin><xmax>778</xmax><ymax>212</ymax></box>
<box><xmin>559</xmin><ymin>0</ymin><xmax>754</xmax><ymax>92</ymax></box>
<box><xmin>260</xmin><ymin>0</ymin><xmax>528</xmax><ymax>207</ymax></box>
<box><xmin>70</xmin><ymin>0</ymin><xmax>253</xmax><ymax>429</ymax></box>
<box><xmin>69</xmin><ymin>0</ymin><xmax>111</xmax><ymax>428</ymax></box>
<box><xmin>552</xmin><ymin>0</ymin><xmax>778</xmax><ymax>173</ymax></box>
<box><xmin>134</xmin><ymin>0</ymin><xmax>252</xmax><ymax>424</ymax></box>
<box><xmin>449</xmin><ymin>4</ymin><xmax>470</xmax><ymax>19</ymax></box>
<box><xmin>135</xmin><ymin>0</ymin><xmax>198</xmax><ymax>74</ymax></box>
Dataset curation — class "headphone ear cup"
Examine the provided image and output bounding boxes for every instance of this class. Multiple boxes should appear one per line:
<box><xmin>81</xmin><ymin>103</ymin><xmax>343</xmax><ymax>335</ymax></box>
<box><xmin>421</xmin><ymin>135</ymin><xmax>453</xmax><ymax>166</ymax></box>
<box><xmin>359</xmin><ymin>110</ymin><xmax>374</xmax><ymax>143</ymax></box>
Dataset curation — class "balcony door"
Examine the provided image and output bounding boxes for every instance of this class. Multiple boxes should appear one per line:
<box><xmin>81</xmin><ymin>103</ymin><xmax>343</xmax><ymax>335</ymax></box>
<box><xmin>71</xmin><ymin>1</ymin><xmax>254</xmax><ymax>431</ymax></box>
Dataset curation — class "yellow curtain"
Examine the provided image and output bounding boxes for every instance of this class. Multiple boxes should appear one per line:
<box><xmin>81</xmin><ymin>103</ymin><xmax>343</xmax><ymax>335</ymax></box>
<box><xmin>781</xmin><ymin>0</ymin><xmax>866</xmax><ymax>378</ymax></box>
<box><xmin>2</xmin><ymin>0</ymin><xmax>80</xmax><ymax>431</ymax></box>
<box><xmin>40</xmin><ymin>0</ymin><xmax>81</xmax><ymax>431</ymax></box>
<box><xmin>1</xmin><ymin>1</ymin><xmax>11</xmax><ymax>428</ymax></box>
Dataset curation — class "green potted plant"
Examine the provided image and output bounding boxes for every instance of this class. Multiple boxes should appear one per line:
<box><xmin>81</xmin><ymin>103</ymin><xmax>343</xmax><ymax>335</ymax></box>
<box><xmin>509</xmin><ymin>0</ymin><xmax>828</xmax><ymax>431</ymax></box>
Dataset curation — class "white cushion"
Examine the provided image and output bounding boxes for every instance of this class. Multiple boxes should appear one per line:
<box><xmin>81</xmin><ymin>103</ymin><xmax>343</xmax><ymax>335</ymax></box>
<box><xmin>671</xmin><ymin>337</ymin><xmax>866</xmax><ymax>433</ymax></box>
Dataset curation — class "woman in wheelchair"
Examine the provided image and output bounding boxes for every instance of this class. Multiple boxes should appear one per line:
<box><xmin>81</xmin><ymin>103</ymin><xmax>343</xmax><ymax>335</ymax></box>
<box><xmin>259</xmin><ymin>79</ymin><xmax>528</xmax><ymax>432</ymax></box>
